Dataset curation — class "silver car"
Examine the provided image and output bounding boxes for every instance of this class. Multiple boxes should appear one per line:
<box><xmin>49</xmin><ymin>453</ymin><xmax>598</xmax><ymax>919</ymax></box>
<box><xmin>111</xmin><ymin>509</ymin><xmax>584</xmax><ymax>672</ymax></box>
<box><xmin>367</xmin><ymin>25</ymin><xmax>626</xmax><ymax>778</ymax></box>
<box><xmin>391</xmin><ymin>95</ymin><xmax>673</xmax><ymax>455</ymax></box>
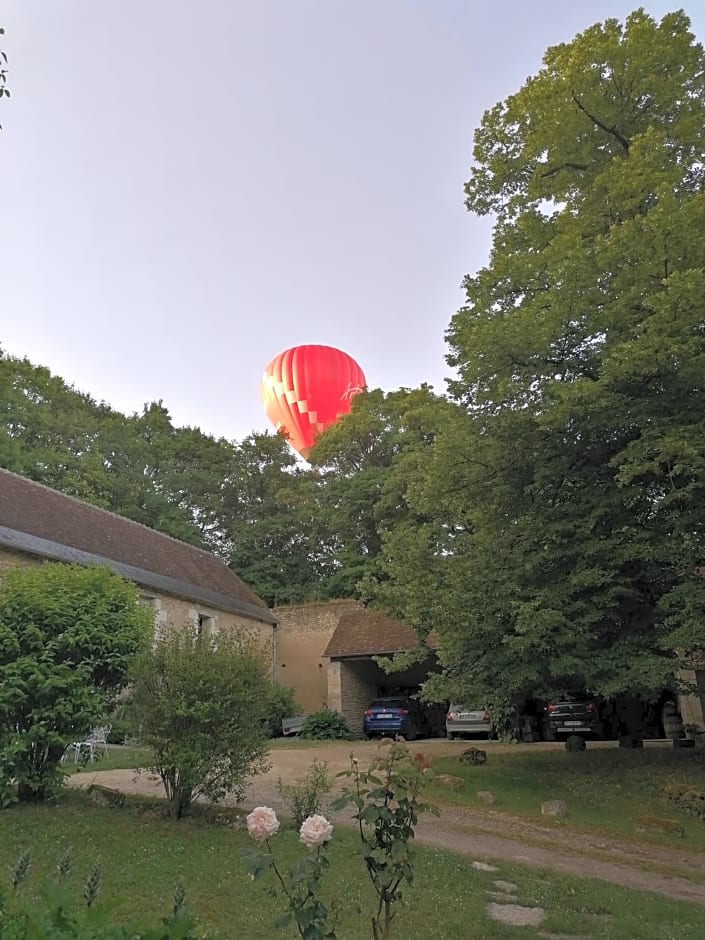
<box><xmin>446</xmin><ymin>704</ymin><xmax>494</xmax><ymax>740</ymax></box>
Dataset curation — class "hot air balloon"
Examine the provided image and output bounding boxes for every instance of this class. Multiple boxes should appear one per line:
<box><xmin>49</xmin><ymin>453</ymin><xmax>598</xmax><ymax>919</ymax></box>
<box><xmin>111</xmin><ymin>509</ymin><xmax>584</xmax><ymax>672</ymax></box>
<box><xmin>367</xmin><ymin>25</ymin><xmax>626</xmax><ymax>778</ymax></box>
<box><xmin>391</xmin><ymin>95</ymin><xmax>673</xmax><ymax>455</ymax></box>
<box><xmin>260</xmin><ymin>344</ymin><xmax>366</xmax><ymax>460</ymax></box>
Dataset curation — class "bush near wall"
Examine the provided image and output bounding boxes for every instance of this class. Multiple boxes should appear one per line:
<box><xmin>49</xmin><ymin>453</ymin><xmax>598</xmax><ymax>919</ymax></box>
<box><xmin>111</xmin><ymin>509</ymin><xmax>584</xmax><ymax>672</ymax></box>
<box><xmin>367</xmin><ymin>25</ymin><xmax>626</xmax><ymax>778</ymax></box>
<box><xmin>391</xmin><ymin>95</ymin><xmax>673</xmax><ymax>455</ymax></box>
<box><xmin>301</xmin><ymin>708</ymin><xmax>352</xmax><ymax>740</ymax></box>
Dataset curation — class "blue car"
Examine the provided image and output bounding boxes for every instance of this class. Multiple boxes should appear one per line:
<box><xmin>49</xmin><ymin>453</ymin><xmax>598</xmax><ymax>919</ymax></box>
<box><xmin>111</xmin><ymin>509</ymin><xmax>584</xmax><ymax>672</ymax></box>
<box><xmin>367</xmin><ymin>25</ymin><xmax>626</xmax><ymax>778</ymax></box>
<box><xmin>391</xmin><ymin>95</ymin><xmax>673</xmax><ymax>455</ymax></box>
<box><xmin>363</xmin><ymin>696</ymin><xmax>426</xmax><ymax>741</ymax></box>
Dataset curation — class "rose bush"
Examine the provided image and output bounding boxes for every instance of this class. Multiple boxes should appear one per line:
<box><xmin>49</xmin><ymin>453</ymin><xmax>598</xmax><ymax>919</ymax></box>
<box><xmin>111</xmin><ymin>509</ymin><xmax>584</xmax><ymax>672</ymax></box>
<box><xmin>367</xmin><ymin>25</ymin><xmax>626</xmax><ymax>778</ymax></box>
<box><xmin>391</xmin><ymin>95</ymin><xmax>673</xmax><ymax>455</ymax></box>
<box><xmin>331</xmin><ymin>738</ymin><xmax>438</xmax><ymax>940</ymax></box>
<box><xmin>242</xmin><ymin>808</ymin><xmax>336</xmax><ymax>939</ymax></box>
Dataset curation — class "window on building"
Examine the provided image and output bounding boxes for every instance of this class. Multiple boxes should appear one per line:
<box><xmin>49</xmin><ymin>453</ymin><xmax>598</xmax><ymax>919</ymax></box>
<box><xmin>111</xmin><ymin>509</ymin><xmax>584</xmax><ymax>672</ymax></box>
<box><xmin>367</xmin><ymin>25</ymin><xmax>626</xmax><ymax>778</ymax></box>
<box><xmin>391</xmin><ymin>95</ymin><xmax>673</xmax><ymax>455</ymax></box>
<box><xmin>196</xmin><ymin>613</ymin><xmax>212</xmax><ymax>637</ymax></box>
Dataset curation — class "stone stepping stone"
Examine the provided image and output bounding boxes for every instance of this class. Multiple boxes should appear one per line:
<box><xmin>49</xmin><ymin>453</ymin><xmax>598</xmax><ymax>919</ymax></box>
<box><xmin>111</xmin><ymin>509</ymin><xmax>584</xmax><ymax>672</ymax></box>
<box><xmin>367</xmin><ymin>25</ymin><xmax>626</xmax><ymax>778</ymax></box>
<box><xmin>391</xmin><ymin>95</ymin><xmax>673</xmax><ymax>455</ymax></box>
<box><xmin>492</xmin><ymin>879</ymin><xmax>519</xmax><ymax>893</ymax></box>
<box><xmin>486</xmin><ymin>891</ymin><xmax>521</xmax><ymax>903</ymax></box>
<box><xmin>486</xmin><ymin>902</ymin><xmax>545</xmax><ymax>927</ymax></box>
<box><xmin>471</xmin><ymin>860</ymin><xmax>498</xmax><ymax>872</ymax></box>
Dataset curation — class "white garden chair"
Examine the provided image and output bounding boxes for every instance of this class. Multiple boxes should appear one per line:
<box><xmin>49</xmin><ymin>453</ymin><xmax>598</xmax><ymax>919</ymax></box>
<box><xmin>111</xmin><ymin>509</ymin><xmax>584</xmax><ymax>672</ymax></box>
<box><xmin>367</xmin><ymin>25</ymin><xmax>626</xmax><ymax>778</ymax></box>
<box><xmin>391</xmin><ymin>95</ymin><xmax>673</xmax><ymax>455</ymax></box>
<box><xmin>62</xmin><ymin>725</ymin><xmax>112</xmax><ymax>763</ymax></box>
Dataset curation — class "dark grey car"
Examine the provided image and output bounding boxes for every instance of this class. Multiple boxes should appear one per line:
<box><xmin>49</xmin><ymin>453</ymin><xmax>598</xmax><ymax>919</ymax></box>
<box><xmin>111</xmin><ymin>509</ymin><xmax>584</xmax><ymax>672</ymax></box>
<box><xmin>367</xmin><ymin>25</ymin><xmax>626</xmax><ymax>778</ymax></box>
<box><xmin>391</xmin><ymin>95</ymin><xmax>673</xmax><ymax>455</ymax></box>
<box><xmin>542</xmin><ymin>695</ymin><xmax>601</xmax><ymax>740</ymax></box>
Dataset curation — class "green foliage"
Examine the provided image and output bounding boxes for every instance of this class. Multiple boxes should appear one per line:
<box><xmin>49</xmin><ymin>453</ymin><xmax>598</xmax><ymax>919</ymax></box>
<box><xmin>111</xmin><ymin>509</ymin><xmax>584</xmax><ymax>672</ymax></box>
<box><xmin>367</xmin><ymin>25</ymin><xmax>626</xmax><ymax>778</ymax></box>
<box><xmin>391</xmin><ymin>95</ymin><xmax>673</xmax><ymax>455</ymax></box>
<box><xmin>331</xmin><ymin>739</ymin><xmax>439</xmax><ymax>940</ymax></box>
<box><xmin>0</xmin><ymin>849</ymin><xmax>204</xmax><ymax>938</ymax></box>
<box><xmin>277</xmin><ymin>760</ymin><xmax>333</xmax><ymax>830</ymax></box>
<box><xmin>366</xmin><ymin>9</ymin><xmax>705</xmax><ymax>708</ymax></box>
<box><xmin>300</xmin><ymin>709</ymin><xmax>351</xmax><ymax>741</ymax></box>
<box><xmin>0</xmin><ymin>564</ymin><xmax>150</xmax><ymax>804</ymax></box>
<box><xmin>130</xmin><ymin>627</ymin><xmax>271</xmax><ymax>818</ymax></box>
<box><xmin>266</xmin><ymin>685</ymin><xmax>302</xmax><ymax>739</ymax></box>
<box><xmin>105</xmin><ymin>701</ymin><xmax>141</xmax><ymax>746</ymax></box>
<box><xmin>224</xmin><ymin>433</ymin><xmax>336</xmax><ymax>606</ymax></box>
<box><xmin>311</xmin><ymin>387</ymin><xmax>453</xmax><ymax>599</ymax></box>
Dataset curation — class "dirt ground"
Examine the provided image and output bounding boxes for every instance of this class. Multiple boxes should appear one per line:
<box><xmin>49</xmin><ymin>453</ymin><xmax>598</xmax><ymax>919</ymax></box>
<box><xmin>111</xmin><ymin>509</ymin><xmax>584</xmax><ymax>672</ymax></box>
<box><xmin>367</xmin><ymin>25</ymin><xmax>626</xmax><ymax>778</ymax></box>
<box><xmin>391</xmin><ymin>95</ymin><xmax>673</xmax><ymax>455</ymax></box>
<box><xmin>67</xmin><ymin>739</ymin><xmax>705</xmax><ymax>908</ymax></box>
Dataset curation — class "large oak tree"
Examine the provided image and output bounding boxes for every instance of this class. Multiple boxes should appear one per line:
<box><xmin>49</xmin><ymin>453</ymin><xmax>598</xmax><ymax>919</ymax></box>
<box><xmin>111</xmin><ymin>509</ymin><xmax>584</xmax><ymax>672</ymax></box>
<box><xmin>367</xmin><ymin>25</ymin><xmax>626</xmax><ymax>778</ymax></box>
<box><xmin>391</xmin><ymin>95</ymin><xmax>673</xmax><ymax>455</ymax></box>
<box><xmin>373</xmin><ymin>10</ymin><xmax>705</xmax><ymax>707</ymax></box>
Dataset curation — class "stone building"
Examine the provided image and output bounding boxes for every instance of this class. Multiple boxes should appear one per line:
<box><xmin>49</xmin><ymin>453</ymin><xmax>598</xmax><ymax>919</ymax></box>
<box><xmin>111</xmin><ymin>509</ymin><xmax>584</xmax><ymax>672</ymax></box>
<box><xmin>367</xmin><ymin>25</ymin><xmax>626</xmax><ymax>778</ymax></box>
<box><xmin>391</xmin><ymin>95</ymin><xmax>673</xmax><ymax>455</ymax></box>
<box><xmin>274</xmin><ymin>600</ymin><xmax>436</xmax><ymax>735</ymax></box>
<box><xmin>0</xmin><ymin>468</ymin><xmax>277</xmax><ymax>657</ymax></box>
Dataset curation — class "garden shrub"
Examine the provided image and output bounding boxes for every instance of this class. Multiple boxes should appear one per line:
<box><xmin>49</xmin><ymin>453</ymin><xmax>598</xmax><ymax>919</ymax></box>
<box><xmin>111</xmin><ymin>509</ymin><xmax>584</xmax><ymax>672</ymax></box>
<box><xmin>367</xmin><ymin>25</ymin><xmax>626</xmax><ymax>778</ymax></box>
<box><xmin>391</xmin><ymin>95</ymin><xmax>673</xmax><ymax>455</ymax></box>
<box><xmin>266</xmin><ymin>685</ymin><xmax>302</xmax><ymax>738</ymax></box>
<box><xmin>130</xmin><ymin>626</ymin><xmax>271</xmax><ymax>818</ymax></box>
<box><xmin>104</xmin><ymin>697</ymin><xmax>144</xmax><ymax>746</ymax></box>
<box><xmin>0</xmin><ymin>564</ymin><xmax>151</xmax><ymax>805</ymax></box>
<box><xmin>300</xmin><ymin>708</ymin><xmax>351</xmax><ymax>741</ymax></box>
<box><xmin>277</xmin><ymin>759</ymin><xmax>333</xmax><ymax>829</ymax></box>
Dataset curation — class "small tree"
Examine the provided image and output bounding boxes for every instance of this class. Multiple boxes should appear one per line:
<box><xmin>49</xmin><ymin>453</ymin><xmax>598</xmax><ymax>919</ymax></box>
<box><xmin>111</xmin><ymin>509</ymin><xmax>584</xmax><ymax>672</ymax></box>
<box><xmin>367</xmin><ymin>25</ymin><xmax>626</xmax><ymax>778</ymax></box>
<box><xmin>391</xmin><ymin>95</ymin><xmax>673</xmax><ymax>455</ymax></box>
<box><xmin>131</xmin><ymin>626</ymin><xmax>271</xmax><ymax>818</ymax></box>
<box><xmin>0</xmin><ymin>26</ymin><xmax>10</xmax><ymax>130</ymax></box>
<box><xmin>0</xmin><ymin>563</ymin><xmax>151</xmax><ymax>804</ymax></box>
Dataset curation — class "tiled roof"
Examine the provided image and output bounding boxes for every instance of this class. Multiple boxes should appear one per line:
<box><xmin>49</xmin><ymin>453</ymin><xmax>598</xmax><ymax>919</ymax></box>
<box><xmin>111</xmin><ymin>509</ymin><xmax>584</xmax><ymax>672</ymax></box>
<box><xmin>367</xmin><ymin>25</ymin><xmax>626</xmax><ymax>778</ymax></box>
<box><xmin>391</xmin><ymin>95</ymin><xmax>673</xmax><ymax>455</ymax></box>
<box><xmin>0</xmin><ymin>469</ymin><xmax>274</xmax><ymax>623</ymax></box>
<box><xmin>323</xmin><ymin>607</ymin><xmax>436</xmax><ymax>658</ymax></box>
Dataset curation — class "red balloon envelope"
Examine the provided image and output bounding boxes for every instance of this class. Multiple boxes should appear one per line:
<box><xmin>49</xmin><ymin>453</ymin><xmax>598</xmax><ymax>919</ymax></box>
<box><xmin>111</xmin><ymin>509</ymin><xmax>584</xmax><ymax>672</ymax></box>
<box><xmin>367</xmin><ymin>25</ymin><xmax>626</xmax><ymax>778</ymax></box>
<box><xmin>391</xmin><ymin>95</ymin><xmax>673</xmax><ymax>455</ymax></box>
<box><xmin>260</xmin><ymin>345</ymin><xmax>366</xmax><ymax>459</ymax></box>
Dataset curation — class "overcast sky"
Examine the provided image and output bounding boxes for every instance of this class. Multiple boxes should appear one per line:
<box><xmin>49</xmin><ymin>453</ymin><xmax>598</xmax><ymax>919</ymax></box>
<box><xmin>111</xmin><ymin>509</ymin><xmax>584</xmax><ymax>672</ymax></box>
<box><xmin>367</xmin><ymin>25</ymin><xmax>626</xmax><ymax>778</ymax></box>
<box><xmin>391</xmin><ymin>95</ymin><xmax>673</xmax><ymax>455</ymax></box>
<box><xmin>1</xmin><ymin>1</ymin><xmax>701</xmax><ymax>442</ymax></box>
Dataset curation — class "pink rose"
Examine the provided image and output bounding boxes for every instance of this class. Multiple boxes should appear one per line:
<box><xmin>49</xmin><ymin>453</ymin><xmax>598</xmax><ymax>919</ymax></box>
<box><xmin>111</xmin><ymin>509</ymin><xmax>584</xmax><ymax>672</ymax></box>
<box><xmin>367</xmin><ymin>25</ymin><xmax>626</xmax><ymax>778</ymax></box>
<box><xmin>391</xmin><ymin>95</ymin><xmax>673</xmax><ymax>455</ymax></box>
<box><xmin>299</xmin><ymin>814</ymin><xmax>334</xmax><ymax>848</ymax></box>
<box><xmin>246</xmin><ymin>806</ymin><xmax>280</xmax><ymax>842</ymax></box>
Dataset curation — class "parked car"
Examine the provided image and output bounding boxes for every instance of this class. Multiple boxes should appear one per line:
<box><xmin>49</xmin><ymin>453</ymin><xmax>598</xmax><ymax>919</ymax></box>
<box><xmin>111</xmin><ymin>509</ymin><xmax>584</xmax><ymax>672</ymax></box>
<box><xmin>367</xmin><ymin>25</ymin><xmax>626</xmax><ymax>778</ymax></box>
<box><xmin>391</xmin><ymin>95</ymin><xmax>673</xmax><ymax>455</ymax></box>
<box><xmin>445</xmin><ymin>705</ymin><xmax>494</xmax><ymax>740</ymax></box>
<box><xmin>363</xmin><ymin>695</ymin><xmax>428</xmax><ymax>741</ymax></box>
<box><xmin>541</xmin><ymin>694</ymin><xmax>602</xmax><ymax>740</ymax></box>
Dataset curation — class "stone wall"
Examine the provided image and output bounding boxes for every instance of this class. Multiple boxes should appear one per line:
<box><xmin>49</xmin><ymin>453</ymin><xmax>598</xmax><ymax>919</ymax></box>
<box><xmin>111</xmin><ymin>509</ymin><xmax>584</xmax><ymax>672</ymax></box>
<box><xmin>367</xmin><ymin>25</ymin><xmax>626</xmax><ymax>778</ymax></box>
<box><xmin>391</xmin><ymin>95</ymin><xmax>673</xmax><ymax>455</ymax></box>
<box><xmin>328</xmin><ymin>659</ymin><xmax>380</xmax><ymax>737</ymax></box>
<box><xmin>0</xmin><ymin>546</ymin><xmax>37</xmax><ymax>573</ymax></box>
<box><xmin>273</xmin><ymin>600</ymin><xmax>360</xmax><ymax>713</ymax></box>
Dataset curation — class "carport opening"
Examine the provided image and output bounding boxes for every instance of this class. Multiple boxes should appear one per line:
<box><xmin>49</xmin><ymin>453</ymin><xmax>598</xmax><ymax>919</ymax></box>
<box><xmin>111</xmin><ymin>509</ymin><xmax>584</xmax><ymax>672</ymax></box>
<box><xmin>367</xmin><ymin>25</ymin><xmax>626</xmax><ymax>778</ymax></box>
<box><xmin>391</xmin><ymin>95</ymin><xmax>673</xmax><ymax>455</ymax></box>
<box><xmin>336</xmin><ymin>654</ymin><xmax>444</xmax><ymax>738</ymax></box>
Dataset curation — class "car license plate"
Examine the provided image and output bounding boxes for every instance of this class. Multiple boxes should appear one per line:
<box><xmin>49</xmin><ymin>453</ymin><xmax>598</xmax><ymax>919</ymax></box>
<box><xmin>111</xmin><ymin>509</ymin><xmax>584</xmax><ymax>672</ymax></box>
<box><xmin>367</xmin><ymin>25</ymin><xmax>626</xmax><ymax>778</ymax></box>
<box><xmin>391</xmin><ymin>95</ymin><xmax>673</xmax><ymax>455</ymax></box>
<box><xmin>378</xmin><ymin>713</ymin><xmax>391</xmax><ymax>718</ymax></box>
<box><xmin>565</xmin><ymin>720</ymin><xmax>583</xmax><ymax>726</ymax></box>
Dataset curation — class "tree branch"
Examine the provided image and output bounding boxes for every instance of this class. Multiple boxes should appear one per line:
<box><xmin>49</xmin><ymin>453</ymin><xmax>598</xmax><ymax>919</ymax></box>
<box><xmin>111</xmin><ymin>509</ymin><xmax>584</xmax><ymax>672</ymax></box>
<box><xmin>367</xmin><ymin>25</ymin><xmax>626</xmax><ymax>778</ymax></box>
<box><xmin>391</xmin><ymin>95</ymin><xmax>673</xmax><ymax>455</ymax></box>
<box><xmin>541</xmin><ymin>162</ymin><xmax>589</xmax><ymax>179</ymax></box>
<box><xmin>571</xmin><ymin>92</ymin><xmax>630</xmax><ymax>154</ymax></box>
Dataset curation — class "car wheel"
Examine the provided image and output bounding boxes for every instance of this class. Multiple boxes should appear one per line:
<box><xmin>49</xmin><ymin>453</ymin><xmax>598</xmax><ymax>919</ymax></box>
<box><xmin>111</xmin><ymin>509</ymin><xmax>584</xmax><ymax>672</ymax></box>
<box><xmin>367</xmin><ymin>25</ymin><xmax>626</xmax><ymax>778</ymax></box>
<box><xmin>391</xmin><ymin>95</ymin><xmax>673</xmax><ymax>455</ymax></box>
<box><xmin>542</xmin><ymin>726</ymin><xmax>556</xmax><ymax>742</ymax></box>
<box><xmin>446</xmin><ymin>731</ymin><xmax>456</xmax><ymax>741</ymax></box>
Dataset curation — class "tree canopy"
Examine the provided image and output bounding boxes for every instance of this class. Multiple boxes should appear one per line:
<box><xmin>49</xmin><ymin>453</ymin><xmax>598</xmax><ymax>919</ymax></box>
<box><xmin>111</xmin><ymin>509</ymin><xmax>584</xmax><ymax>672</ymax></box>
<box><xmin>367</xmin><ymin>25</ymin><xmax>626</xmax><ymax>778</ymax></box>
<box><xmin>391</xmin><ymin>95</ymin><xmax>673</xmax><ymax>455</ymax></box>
<box><xmin>369</xmin><ymin>9</ymin><xmax>705</xmax><ymax>706</ymax></box>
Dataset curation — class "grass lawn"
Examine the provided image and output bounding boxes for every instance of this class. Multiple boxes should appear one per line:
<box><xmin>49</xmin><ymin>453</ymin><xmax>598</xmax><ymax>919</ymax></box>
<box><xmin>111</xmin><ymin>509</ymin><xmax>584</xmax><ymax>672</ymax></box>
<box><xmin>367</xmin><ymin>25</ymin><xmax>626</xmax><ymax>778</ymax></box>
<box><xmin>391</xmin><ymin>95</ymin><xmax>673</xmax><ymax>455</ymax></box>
<box><xmin>428</xmin><ymin>745</ymin><xmax>705</xmax><ymax>849</ymax></box>
<box><xmin>64</xmin><ymin>737</ymin><xmax>331</xmax><ymax>772</ymax></box>
<box><xmin>63</xmin><ymin>746</ymin><xmax>153</xmax><ymax>775</ymax></box>
<box><xmin>1</xmin><ymin>790</ymin><xmax>704</xmax><ymax>938</ymax></box>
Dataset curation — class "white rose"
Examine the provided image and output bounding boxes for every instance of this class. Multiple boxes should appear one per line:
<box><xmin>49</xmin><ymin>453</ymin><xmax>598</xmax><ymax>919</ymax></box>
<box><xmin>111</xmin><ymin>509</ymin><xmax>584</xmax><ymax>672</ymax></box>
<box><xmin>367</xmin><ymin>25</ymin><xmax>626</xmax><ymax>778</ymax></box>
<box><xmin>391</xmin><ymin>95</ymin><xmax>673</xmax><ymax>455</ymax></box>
<box><xmin>299</xmin><ymin>814</ymin><xmax>334</xmax><ymax>847</ymax></box>
<box><xmin>246</xmin><ymin>806</ymin><xmax>280</xmax><ymax>842</ymax></box>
